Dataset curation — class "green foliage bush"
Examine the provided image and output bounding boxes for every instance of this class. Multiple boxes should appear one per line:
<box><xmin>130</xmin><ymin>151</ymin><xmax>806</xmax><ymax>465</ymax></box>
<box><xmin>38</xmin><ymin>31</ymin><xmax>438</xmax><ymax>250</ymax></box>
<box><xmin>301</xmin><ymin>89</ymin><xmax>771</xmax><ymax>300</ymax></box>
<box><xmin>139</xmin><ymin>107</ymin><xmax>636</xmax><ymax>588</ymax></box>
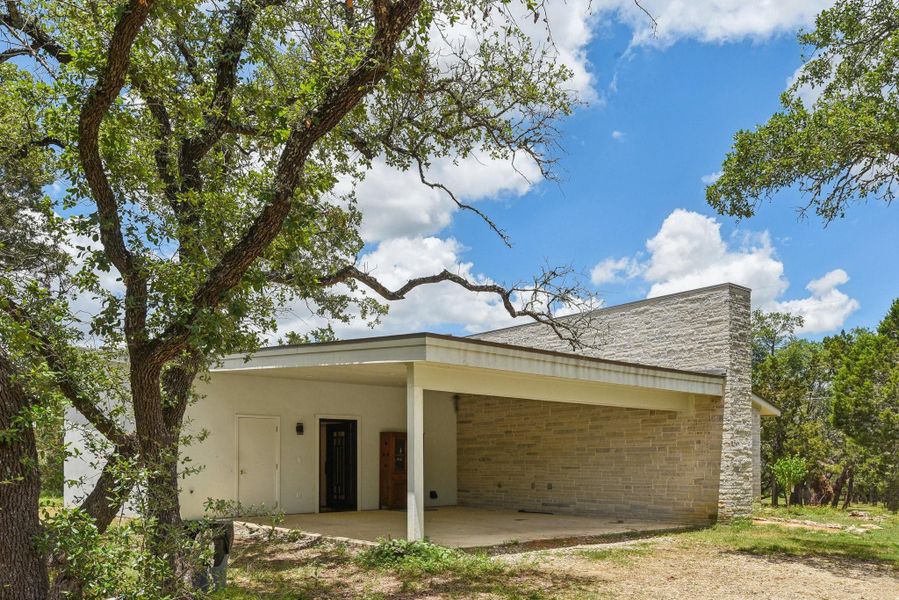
<box><xmin>356</xmin><ymin>538</ymin><xmax>502</xmax><ymax>578</ymax></box>
<box><xmin>771</xmin><ymin>456</ymin><xmax>808</xmax><ymax>507</ymax></box>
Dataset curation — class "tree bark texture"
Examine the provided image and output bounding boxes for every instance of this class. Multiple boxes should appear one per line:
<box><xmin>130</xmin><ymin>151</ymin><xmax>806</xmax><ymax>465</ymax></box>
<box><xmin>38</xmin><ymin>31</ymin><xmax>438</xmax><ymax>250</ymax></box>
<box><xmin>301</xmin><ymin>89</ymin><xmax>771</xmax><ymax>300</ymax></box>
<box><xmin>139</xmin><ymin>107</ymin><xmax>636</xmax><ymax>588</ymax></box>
<box><xmin>831</xmin><ymin>465</ymin><xmax>851</xmax><ymax>508</ymax></box>
<box><xmin>0</xmin><ymin>353</ymin><xmax>48</xmax><ymax>600</ymax></box>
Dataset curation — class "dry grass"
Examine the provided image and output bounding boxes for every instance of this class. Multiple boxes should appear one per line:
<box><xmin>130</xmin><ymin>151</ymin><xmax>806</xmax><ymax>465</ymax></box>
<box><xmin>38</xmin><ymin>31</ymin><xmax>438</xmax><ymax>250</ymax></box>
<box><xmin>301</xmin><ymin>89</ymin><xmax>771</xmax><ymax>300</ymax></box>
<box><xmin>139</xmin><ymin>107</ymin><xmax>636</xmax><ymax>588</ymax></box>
<box><xmin>216</xmin><ymin>506</ymin><xmax>899</xmax><ymax>599</ymax></box>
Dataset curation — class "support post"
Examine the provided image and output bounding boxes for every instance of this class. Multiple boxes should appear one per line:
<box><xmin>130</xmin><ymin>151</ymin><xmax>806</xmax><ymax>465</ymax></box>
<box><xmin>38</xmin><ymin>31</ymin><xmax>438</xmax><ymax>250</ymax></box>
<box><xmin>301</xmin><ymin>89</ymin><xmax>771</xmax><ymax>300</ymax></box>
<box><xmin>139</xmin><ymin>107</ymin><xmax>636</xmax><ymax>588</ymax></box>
<box><xmin>406</xmin><ymin>363</ymin><xmax>425</xmax><ymax>541</ymax></box>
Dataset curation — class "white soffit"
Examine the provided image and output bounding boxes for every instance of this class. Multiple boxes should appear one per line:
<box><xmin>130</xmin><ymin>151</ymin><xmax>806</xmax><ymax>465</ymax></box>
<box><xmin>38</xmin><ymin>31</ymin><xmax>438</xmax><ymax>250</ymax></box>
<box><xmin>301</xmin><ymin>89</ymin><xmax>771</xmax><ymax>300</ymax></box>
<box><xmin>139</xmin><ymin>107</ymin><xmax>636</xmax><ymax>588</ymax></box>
<box><xmin>216</xmin><ymin>333</ymin><xmax>724</xmax><ymax>399</ymax></box>
<box><xmin>752</xmin><ymin>393</ymin><xmax>782</xmax><ymax>417</ymax></box>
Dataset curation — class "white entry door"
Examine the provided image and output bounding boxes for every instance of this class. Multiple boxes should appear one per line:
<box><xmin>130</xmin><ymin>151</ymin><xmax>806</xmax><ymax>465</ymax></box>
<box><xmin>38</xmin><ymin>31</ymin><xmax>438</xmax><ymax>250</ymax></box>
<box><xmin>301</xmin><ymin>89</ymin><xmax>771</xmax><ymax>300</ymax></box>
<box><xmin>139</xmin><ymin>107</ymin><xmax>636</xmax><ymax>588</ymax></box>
<box><xmin>237</xmin><ymin>416</ymin><xmax>280</xmax><ymax>511</ymax></box>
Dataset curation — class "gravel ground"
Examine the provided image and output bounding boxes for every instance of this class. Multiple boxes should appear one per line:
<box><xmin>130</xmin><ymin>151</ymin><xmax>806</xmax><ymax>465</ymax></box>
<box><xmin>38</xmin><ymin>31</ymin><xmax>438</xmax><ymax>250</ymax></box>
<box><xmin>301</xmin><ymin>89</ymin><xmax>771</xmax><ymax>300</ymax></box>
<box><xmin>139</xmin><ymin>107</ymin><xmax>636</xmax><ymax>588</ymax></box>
<box><xmin>228</xmin><ymin>522</ymin><xmax>899</xmax><ymax>599</ymax></box>
<box><xmin>508</xmin><ymin>536</ymin><xmax>899</xmax><ymax>600</ymax></box>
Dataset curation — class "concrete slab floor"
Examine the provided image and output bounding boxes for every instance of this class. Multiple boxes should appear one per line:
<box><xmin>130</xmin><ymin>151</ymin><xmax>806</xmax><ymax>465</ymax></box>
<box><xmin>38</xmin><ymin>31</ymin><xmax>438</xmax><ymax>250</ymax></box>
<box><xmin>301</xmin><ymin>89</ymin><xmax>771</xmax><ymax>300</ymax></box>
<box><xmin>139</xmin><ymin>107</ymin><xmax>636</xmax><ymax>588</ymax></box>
<box><xmin>242</xmin><ymin>506</ymin><xmax>689</xmax><ymax>548</ymax></box>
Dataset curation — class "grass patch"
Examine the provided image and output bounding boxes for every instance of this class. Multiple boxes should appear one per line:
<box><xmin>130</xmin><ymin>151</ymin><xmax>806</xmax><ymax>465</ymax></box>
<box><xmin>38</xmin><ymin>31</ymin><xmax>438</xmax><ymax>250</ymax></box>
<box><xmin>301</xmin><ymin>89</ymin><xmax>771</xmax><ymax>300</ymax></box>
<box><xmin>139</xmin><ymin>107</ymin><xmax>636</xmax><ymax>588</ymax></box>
<box><xmin>356</xmin><ymin>538</ymin><xmax>570</xmax><ymax>598</ymax></box>
<box><xmin>755</xmin><ymin>503</ymin><xmax>894</xmax><ymax>527</ymax></box>
<box><xmin>579</xmin><ymin>544</ymin><xmax>654</xmax><ymax>564</ymax></box>
<box><xmin>218</xmin><ymin>536</ymin><xmax>570</xmax><ymax>599</ymax></box>
<box><xmin>679</xmin><ymin>508</ymin><xmax>899</xmax><ymax>568</ymax></box>
<box><xmin>356</xmin><ymin>538</ymin><xmax>504</xmax><ymax>578</ymax></box>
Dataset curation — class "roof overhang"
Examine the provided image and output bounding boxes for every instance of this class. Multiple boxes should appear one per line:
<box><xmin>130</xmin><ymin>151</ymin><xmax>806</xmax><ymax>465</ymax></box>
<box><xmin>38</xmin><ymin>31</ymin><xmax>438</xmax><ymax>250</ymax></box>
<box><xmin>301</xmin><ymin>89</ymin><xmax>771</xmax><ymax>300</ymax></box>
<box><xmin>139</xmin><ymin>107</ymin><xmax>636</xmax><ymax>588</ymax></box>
<box><xmin>752</xmin><ymin>393</ymin><xmax>781</xmax><ymax>417</ymax></box>
<box><xmin>214</xmin><ymin>333</ymin><xmax>726</xmax><ymax>412</ymax></box>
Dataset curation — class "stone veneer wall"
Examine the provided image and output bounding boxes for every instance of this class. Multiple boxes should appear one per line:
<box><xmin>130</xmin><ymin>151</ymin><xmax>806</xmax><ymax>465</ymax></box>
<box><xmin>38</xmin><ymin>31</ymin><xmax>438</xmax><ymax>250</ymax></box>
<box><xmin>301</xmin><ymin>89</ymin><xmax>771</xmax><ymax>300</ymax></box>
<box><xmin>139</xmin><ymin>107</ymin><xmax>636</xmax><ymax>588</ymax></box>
<box><xmin>752</xmin><ymin>408</ymin><xmax>762</xmax><ymax>499</ymax></box>
<box><xmin>470</xmin><ymin>283</ymin><xmax>754</xmax><ymax>521</ymax></box>
<box><xmin>456</xmin><ymin>395</ymin><xmax>723</xmax><ymax>523</ymax></box>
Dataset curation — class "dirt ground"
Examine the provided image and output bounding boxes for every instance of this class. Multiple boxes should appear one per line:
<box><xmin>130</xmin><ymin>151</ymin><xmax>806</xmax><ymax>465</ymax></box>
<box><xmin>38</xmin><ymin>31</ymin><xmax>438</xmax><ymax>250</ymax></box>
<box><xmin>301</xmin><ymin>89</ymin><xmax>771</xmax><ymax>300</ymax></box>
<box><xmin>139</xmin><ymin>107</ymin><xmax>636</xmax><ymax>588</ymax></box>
<box><xmin>518</xmin><ymin>537</ymin><xmax>899</xmax><ymax>600</ymax></box>
<box><xmin>225</xmin><ymin>525</ymin><xmax>899</xmax><ymax>599</ymax></box>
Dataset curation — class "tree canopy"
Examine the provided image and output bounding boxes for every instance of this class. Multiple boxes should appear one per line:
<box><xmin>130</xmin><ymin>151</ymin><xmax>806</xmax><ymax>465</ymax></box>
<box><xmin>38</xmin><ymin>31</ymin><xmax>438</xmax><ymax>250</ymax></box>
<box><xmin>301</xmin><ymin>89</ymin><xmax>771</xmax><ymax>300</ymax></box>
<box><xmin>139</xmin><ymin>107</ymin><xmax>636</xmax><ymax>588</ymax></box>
<box><xmin>707</xmin><ymin>0</ymin><xmax>899</xmax><ymax>222</ymax></box>
<box><xmin>832</xmin><ymin>299</ymin><xmax>899</xmax><ymax>475</ymax></box>
<box><xmin>0</xmin><ymin>0</ymin><xmax>601</xmax><ymax>595</ymax></box>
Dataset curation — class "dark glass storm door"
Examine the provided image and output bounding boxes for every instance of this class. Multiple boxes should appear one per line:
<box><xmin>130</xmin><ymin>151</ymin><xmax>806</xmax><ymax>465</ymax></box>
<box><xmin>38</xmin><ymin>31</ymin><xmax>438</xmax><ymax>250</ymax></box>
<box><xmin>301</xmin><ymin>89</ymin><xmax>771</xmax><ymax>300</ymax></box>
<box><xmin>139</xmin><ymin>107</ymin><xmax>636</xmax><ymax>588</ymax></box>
<box><xmin>321</xmin><ymin>419</ymin><xmax>357</xmax><ymax>511</ymax></box>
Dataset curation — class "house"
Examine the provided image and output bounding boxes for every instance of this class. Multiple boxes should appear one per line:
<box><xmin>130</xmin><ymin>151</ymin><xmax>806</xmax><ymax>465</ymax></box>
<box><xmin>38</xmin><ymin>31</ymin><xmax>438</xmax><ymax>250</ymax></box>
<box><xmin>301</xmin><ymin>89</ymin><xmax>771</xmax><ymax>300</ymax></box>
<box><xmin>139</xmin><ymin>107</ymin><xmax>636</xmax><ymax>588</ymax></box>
<box><xmin>64</xmin><ymin>283</ymin><xmax>779</xmax><ymax>546</ymax></box>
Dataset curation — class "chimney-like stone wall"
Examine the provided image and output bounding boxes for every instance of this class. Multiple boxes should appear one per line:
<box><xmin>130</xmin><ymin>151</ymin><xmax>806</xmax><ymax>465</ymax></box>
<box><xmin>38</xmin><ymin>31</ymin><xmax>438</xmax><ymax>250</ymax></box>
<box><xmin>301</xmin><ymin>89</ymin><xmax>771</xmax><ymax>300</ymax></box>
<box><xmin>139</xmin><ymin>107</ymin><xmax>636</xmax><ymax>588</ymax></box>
<box><xmin>469</xmin><ymin>283</ymin><xmax>753</xmax><ymax>521</ymax></box>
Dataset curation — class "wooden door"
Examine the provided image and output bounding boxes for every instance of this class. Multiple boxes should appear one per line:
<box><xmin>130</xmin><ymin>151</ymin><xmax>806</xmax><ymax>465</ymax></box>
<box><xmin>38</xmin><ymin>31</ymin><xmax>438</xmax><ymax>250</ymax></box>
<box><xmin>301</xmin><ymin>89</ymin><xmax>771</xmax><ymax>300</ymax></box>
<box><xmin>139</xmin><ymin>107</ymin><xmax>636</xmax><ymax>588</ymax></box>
<box><xmin>379</xmin><ymin>432</ymin><xmax>407</xmax><ymax>509</ymax></box>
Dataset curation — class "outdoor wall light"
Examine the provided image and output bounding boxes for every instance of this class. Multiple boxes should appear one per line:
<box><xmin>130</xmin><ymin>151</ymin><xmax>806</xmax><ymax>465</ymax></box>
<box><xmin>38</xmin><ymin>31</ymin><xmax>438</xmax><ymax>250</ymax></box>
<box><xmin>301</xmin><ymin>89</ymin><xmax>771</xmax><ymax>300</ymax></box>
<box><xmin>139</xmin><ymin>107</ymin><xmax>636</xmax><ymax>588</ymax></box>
<box><xmin>295</xmin><ymin>422</ymin><xmax>304</xmax><ymax>435</ymax></box>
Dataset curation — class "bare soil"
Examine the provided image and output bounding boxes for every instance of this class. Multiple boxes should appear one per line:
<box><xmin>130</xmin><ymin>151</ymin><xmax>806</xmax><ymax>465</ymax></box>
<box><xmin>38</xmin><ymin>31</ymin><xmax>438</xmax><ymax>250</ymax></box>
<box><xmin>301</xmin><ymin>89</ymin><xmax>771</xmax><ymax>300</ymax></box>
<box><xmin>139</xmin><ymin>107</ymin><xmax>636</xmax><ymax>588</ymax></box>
<box><xmin>226</xmin><ymin>525</ymin><xmax>899</xmax><ymax>599</ymax></box>
<box><xmin>521</xmin><ymin>536</ymin><xmax>899</xmax><ymax>600</ymax></box>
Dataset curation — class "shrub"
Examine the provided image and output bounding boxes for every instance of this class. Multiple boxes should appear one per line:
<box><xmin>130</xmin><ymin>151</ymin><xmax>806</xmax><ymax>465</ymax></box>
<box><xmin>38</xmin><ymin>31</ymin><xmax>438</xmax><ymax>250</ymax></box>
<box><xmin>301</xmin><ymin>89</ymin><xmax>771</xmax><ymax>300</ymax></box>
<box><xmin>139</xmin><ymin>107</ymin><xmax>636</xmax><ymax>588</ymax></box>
<box><xmin>356</xmin><ymin>538</ymin><xmax>502</xmax><ymax>578</ymax></box>
<box><xmin>771</xmin><ymin>456</ymin><xmax>808</xmax><ymax>507</ymax></box>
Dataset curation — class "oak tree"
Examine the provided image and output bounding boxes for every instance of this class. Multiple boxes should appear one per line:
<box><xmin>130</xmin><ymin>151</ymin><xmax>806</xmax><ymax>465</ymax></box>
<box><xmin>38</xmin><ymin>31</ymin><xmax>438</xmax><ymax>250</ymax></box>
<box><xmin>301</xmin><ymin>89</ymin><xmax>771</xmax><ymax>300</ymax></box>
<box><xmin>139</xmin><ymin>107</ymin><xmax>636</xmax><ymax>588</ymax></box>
<box><xmin>708</xmin><ymin>0</ymin><xmax>899</xmax><ymax>222</ymax></box>
<box><xmin>1</xmin><ymin>0</ymin><xmax>602</xmax><ymax>595</ymax></box>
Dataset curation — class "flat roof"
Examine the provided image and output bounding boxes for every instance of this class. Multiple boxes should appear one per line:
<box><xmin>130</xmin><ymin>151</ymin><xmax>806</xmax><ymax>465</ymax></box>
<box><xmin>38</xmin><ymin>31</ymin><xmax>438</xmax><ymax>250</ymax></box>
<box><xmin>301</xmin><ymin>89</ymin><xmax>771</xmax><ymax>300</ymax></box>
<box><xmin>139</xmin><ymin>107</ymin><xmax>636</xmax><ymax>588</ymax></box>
<box><xmin>218</xmin><ymin>332</ymin><xmax>725</xmax><ymax>399</ymax></box>
<box><xmin>469</xmin><ymin>282</ymin><xmax>750</xmax><ymax>339</ymax></box>
<box><xmin>251</xmin><ymin>332</ymin><xmax>724</xmax><ymax>379</ymax></box>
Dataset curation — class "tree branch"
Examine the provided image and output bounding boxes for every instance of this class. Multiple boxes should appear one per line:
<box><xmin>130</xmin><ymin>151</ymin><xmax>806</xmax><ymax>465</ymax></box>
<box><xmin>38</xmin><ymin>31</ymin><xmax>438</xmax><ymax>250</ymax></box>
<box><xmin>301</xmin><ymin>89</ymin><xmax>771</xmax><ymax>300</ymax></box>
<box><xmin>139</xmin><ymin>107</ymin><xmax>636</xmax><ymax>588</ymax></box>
<box><xmin>412</xmin><ymin>153</ymin><xmax>510</xmax><ymax>246</ymax></box>
<box><xmin>1</xmin><ymin>2</ymin><xmax>71</xmax><ymax>64</ymax></box>
<box><xmin>147</xmin><ymin>0</ymin><xmax>423</xmax><ymax>364</ymax></box>
<box><xmin>179</xmin><ymin>0</ymin><xmax>285</xmax><ymax>187</ymax></box>
<box><xmin>76</xmin><ymin>0</ymin><xmax>156</xmax><ymax>351</ymax></box>
<box><xmin>0</xmin><ymin>47</ymin><xmax>30</xmax><ymax>61</ymax></box>
<box><xmin>77</xmin><ymin>0</ymin><xmax>154</xmax><ymax>280</ymax></box>
<box><xmin>270</xmin><ymin>263</ymin><xmax>597</xmax><ymax>349</ymax></box>
<box><xmin>0</xmin><ymin>300</ymin><xmax>133</xmax><ymax>449</ymax></box>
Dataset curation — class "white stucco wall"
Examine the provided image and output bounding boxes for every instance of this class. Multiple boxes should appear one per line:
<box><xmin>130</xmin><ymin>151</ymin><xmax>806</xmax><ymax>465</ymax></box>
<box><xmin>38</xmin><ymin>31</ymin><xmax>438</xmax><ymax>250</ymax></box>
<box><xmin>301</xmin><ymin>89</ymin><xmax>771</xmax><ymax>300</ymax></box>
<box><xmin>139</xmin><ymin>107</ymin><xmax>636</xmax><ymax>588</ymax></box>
<box><xmin>63</xmin><ymin>400</ymin><xmax>136</xmax><ymax>512</ymax></box>
<box><xmin>65</xmin><ymin>372</ymin><xmax>458</xmax><ymax>519</ymax></box>
<box><xmin>179</xmin><ymin>373</ymin><xmax>457</xmax><ymax>518</ymax></box>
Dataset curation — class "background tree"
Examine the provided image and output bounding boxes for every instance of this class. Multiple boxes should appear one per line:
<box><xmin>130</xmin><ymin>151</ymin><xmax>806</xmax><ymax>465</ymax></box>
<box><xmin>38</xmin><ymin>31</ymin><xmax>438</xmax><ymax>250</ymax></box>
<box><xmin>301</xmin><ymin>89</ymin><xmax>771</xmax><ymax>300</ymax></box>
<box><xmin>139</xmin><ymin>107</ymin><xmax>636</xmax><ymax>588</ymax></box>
<box><xmin>832</xmin><ymin>299</ymin><xmax>899</xmax><ymax>508</ymax></box>
<box><xmin>750</xmin><ymin>309</ymin><xmax>805</xmax><ymax>366</ymax></box>
<box><xmin>707</xmin><ymin>0</ymin><xmax>899</xmax><ymax>222</ymax></box>
<box><xmin>0</xmin><ymin>0</ymin><xmax>603</xmax><ymax>595</ymax></box>
<box><xmin>751</xmin><ymin>305</ymin><xmax>898</xmax><ymax>511</ymax></box>
<box><xmin>753</xmin><ymin>332</ymin><xmax>833</xmax><ymax>506</ymax></box>
<box><xmin>771</xmin><ymin>456</ymin><xmax>808</xmax><ymax>507</ymax></box>
<box><xmin>1</xmin><ymin>62</ymin><xmax>143</xmax><ymax>596</ymax></box>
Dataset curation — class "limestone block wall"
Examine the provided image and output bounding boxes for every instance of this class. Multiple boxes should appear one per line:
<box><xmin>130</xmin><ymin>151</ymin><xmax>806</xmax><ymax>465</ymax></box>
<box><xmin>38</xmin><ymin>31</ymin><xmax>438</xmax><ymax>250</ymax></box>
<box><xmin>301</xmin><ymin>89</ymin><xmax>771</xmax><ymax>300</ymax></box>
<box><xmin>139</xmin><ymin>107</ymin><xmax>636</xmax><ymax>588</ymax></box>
<box><xmin>752</xmin><ymin>408</ymin><xmax>762</xmax><ymax>499</ymax></box>
<box><xmin>471</xmin><ymin>283</ymin><xmax>754</xmax><ymax>521</ymax></box>
<box><xmin>456</xmin><ymin>395</ymin><xmax>723</xmax><ymax>524</ymax></box>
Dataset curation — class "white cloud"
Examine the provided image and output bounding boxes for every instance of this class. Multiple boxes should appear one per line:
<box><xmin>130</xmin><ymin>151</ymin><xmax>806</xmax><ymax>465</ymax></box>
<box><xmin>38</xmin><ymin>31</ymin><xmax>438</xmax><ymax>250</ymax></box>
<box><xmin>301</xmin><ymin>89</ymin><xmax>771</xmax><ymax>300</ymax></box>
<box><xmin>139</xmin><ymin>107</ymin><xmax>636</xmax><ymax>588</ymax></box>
<box><xmin>538</xmin><ymin>0</ymin><xmax>602</xmax><ymax>100</ymax></box>
<box><xmin>786</xmin><ymin>63</ymin><xmax>822</xmax><ymax>108</ymax></box>
<box><xmin>349</xmin><ymin>0</ymin><xmax>833</xmax><ymax>245</ymax></box>
<box><xmin>590</xmin><ymin>256</ymin><xmax>641</xmax><ymax>285</ymax></box>
<box><xmin>773</xmin><ymin>269</ymin><xmax>860</xmax><ymax>333</ymax></box>
<box><xmin>597</xmin><ymin>0</ymin><xmax>831</xmax><ymax>47</ymax></box>
<box><xmin>59</xmin><ymin>232</ymin><xmax>126</xmax><ymax>328</ymax></box>
<box><xmin>642</xmin><ymin>210</ymin><xmax>788</xmax><ymax>306</ymax></box>
<box><xmin>589</xmin><ymin>209</ymin><xmax>859</xmax><ymax>333</ymax></box>
<box><xmin>701</xmin><ymin>171</ymin><xmax>722</xmax><ymax>184</ymax></box>
<box><xmin>349</xmin><ymin>151</ymin><xmax>541</xmax><ymax>243</ymax></box>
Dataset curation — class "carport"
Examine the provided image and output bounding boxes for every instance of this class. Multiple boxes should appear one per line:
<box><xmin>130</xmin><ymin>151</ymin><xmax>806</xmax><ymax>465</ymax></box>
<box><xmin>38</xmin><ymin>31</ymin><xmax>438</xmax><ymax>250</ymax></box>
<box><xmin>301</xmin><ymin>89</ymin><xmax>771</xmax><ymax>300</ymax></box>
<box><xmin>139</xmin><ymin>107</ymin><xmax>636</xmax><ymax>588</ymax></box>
<box><xmin>214</xmin><ymin>333</ymin><xmax>735</xmax><ymax>543</ymax></box>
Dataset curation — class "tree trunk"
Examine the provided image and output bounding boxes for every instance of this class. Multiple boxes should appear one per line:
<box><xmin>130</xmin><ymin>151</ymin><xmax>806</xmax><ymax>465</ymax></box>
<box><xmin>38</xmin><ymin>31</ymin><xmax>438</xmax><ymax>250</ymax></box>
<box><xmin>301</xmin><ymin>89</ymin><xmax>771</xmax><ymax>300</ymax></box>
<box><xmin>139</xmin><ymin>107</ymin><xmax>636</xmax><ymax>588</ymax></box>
<box><xmin>130</xmin><ymin>353</ymin><xmax>201</xmax><ymax>593</ymax></box>
<box><xmin>842</xmin><ymin>470</ymin><xmax>855</xmax><ymax>510</ymax></box>
<box><xmin>831</xmin><ymin>465</ymin><xmax>850</xmax><ymax>508</ymax></box>
<box><xmin>771</xmin><ymin>480</ymin><xmax>779</xmax><ymax>507</ymax></box>
<box><xmin>810</xmin><ymin>472</ymin><xmax>834</xmax><ymax>506</ymax></box>
<box><xmin>0</xmin><ymin>353</ymin><xmax>49</xmax><ymax>600</ymax></box>
<box><xmin>129</xmin><ymin>357</ymin><xmax>181</xmax><ymax>591</ymax></box>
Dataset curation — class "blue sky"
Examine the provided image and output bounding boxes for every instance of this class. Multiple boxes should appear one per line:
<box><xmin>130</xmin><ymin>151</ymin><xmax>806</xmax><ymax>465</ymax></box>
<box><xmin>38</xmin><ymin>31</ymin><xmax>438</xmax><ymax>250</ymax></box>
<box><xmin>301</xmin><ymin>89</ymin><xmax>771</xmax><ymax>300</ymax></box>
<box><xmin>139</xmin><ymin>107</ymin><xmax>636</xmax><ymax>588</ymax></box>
<box><xmin>304</xmin><ymin>3</ymin><xmax>897</xmax><ymax>341</ymax></box>
<box><xmin>37</xmin><ymin>1</ymin><xmax>895</xmax><ymax>341</ymax></box>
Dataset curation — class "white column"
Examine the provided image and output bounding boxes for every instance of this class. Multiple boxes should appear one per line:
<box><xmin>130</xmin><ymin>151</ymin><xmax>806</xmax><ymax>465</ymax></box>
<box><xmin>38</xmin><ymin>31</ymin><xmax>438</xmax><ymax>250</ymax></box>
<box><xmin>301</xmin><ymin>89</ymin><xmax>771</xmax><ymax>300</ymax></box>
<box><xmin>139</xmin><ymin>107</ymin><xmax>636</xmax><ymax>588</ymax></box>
<box><xmin>406</xmin><ymin>363</ymin><xmax>425</xmax><ymax>541</ymax></box>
